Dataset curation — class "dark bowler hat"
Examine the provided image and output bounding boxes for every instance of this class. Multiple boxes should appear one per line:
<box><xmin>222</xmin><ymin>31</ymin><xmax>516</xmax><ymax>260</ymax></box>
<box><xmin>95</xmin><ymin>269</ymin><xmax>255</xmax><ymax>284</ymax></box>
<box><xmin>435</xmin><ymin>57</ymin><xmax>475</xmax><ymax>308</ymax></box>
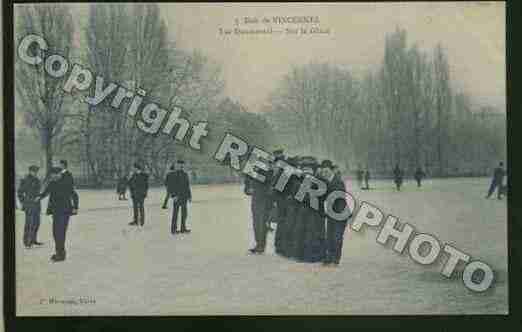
<box><xmin>177</xmin><ymin>160</ymin><xmax>185</xmax><ymax>164</ymax></box>
<box><xmin>28</xmin><ymin>165</ymin><xmax>40</xmax><ymax>172</ymax></box>
<box><xmin>133</xmin><ymin>163</ymin><xmax>143</xmax><ymax>170</ymax></box>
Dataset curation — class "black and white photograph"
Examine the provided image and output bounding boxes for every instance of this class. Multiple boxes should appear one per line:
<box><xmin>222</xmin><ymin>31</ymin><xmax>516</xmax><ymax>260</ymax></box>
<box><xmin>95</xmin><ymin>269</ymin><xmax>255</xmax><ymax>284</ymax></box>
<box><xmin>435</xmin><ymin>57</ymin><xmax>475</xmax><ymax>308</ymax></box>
<box><xmin>7</xmin><ymin>1</ymin><xmax>509</xmax><ymax>318</ymax></box>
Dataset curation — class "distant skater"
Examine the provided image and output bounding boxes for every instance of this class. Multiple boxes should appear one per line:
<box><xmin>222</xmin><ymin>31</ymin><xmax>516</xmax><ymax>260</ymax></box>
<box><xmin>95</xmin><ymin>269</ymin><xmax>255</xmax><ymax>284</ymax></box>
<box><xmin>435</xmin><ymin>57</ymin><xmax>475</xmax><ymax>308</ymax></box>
<box><xmin>486</xmin><ymin>162</ymin><xmax>506</xmax><ymax>200</ymax></box>
<box><xmin>356</xmin><ymin>165</ymin><xmax>364</xmax><ymax>189</ymax></box>
<box><xmin>267</xmin><ymin>149</ymin><xmax>285</xmax><ymax>233</ymax></box>
<box><xmin>363</xmin><ymin>168</ymin><xmax>371</xmax><ymax>190</ymax></box>
<box><xmin>393</xmin><ymin>164</ymin><xmax>403</xmax><ymax>191</ymax></box>
<box><xmin>414</xmin><ymin>167</ymin><xmax>426</xmax><ymax>187</ymax></box>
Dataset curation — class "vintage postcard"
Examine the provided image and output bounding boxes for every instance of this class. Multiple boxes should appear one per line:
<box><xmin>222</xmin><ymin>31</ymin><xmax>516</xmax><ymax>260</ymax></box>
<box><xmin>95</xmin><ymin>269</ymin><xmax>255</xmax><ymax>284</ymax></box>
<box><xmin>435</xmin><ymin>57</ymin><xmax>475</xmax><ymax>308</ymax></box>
<box><xmin>10</xmin><ymin>2</ymin><xmax>506</xmax><ymax>317</ymax></box>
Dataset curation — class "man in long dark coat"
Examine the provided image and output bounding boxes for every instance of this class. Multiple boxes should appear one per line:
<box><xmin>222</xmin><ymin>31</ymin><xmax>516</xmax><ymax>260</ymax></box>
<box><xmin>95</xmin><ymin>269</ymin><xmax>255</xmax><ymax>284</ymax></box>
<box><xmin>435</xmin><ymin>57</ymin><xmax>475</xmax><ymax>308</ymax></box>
<box><xmin>414</xmin><ymin>167</ymin><xmax>426</xmax><ymax>188</ymax></box>
<box><xmin>167</xmin><ymin>160</ymin><xmax>192</xmax><ymax>234</ymax></box>
<box><xmin>18</xmin><ymin>165</ymin><xmax>43</xmax><ymax>249</ymax></box>
<box><xmin>244</xmin><ymin>163</ymin><xmax>273</xmax><ymax>254</ymax></box>
<box><xmin>356</xmin><ymin>165</ymin><xmax>364</xmax><ymax>189</ymax></box>
<box><xmin>37</xmin><ymin>166</ymin><xmax>79</xmax><ymax>262</ymax></box>
<box><xmin>59</xmin><ymin>160</ymin><xmax>75</xmax><ymax>189</ymax></box>
<box><xmin>363</xmin><ymin>168</ymin><xmax>371</xmax><ymax>190</ymax></box>
<box><xmin>393</xmin><ymin>164</ymin><xmax>404</xmax><ymax>191</ymax></box>
<box><xmin>322</xmin><ymin>161</ymin><xmax>350</xmax><ymax>266</ymax></box>
<box><xmin>128</xmin><ymin>163</ymin><xmax>149</xmax><ymax>226</ymax></box>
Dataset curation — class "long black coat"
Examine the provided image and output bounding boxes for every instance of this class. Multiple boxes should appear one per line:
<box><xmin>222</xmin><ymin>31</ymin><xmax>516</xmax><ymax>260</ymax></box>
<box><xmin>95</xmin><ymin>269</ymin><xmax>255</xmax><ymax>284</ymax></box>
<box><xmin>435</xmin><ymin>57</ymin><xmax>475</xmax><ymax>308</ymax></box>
<box><xmin>393</xmin><ymin>167</ymin><xmax>403</xmax><ymax>183</ymax></box>
<box><xmin>18</xmin><ymin>174</ymin><xmax>42</xmax><ymax>212</ymax></box>
<box><xmin>493</xmin><ymin>167</ymin><xmax>506</xmax><ymax>184</ymax></box>
<box><xmin>128</xmin><ymin>172</ymin><xmax>149</xmax><ymax>199</ymax></box>
<box><xmin>278</xmin><ymin>175</ymin><xmax>304</xmax><ymax>258</ymax></box>
<box><xmin>244</xmin><ymin>169</ymin><xmax>274</xmax><ymax>200</ymax></box>
<box><xmin>62</xmin><ymin>170</ymin><xmax>75</xmax><ymax>188</ymax></box>
<box><xmin>326</xmin><ymin>175</ymin><xmax>349</xmax><ymax>222</ymax></box>
<box><xmin>40</xmin><ymin>173</ymin><xmax>79</xmax><ymax>216</ymax></box>
<box><xmin>166</xmin><ymin>170</ymin><xmax>192</xmax><ymax>201</ymax></box>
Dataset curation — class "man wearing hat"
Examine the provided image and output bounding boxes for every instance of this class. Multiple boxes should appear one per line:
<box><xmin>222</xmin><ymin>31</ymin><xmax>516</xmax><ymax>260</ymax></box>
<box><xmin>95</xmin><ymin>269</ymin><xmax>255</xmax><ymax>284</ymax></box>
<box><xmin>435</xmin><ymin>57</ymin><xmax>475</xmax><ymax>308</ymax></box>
<box><xmin>17</xmin><ymin>165</ymin><xmax>43</xmax><ymax>249</ymax></box>
<box><xmin>128</xmin><ymin>163</ymin><xmax>149</xmax><ymax>226</ymax></box>
<box><xmin>37</xmin><ymin>166</ymin><xmax>79</xmax><ymax>262</ymax></box>
<box><xmin>393</xmin><ymin>164</ymin><xmax>404</xmax><ymax>191</ymax></box>
<box><xmin>244</xmin><ymin>157</ymin><xmax>275</xmax><ymax>254</ymax></box>
<box><xmin>162</xmin><ymin>164</ymin><xmax>176</xmax><ymax>209</ymax></box>
<box><xmin>168</xmin><ymin>160</ymin><xmax>192</xmax><ymax>234</ymax></box>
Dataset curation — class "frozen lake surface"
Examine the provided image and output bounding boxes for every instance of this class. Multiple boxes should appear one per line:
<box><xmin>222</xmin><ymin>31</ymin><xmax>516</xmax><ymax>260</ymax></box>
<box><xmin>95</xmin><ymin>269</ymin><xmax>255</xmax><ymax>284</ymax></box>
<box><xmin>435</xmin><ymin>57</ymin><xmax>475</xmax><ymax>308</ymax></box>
<box><xmin>15</xmin><ymin>177</ymin><xmax>508</xmax><ymax>315</ymax></box>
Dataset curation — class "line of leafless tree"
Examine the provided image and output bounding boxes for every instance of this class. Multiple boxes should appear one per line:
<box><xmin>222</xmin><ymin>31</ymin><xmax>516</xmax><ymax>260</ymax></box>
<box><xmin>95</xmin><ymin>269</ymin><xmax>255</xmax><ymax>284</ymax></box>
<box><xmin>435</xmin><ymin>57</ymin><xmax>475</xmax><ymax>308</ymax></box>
<box><xmin>15</xmin><ymin>7</ymin><xmax>505</xmax><ymax>185</ymax></box>
<box><xmin>264</xmin><ymin>27</ymin><xmax>506</xmax><ymax>177</ymax></box>
<box><xmin>15</xmin><ymin>4</ymin><xmax>274</xmax><ymax>186</ymax></box>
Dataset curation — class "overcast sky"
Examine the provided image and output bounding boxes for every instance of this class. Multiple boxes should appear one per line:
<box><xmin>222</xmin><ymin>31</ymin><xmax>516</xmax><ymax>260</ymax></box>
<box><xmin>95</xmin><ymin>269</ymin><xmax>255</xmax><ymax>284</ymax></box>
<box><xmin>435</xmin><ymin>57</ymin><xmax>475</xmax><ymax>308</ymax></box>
<box><xmin>20</xmin><ymin>2</ymin><xmax>504</xmax><ymax>113</ymax></box>
<box><xmin>158</xmin><ymin>2</ymin><xmax>505</xmax><ymax>112</ymax></box>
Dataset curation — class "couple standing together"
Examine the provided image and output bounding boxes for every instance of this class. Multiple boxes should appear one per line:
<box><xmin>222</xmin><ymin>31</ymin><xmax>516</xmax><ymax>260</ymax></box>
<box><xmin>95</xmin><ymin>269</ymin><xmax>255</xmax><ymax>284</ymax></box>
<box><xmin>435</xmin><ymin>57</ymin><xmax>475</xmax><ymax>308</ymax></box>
<box><xmin>128</xmin><ymin>160</ymin><xmax>192</xmax><ymax>234</ymax></box>
<box><xmin>18</xmin><ymin>160</ymin><xmax>79</xmax><ymax>262</ymax></box>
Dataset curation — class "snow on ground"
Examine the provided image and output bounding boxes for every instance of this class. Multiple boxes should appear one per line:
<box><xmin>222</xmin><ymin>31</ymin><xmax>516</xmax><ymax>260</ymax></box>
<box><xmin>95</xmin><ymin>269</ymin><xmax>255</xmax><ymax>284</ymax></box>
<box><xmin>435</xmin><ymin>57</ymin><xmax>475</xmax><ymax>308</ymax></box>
<box><xmin>15</xmin><ymin>177</ymin><xmax>507</xmax><ymax>315</ymax></box>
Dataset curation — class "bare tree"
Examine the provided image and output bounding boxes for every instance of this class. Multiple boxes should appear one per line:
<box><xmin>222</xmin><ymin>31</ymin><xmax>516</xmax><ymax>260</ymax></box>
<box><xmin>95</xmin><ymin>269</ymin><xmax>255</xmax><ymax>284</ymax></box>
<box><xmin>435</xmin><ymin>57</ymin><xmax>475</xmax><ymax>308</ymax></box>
<box><xmin>15</xmin><ymin>4</ymin><xmax>74</xmax><ymax>174</ymax></box>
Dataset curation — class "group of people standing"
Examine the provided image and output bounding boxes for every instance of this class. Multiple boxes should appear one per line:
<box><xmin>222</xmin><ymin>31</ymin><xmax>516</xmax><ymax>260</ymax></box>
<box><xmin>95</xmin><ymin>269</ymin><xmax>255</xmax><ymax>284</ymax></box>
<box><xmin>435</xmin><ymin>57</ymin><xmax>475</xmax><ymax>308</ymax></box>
<box><xmin>244</xmin><ymin>150</ymin><xmax>350</xmax><ymax>266</ymax></box>
<box><xmin>17</xmin><ymin>155</ymin><xmax>505</xmax><ymax>265</ymax></box>
<box><xmin>17</xmin><ymin>160</ymin><xmax>79</xmax><ymax>262</ymax></box>
<box><xmin>356</xmin><ymin>165</ymin><xmax>426</xmax><ymax>191</ymax></box>
<box><xmin>17</xmin><ymin>159</ymin><xmax>194</xmax><ymax>263</ymax></box>
<box><xmin>121</xmin><ymin>160</ymin><xmax>192</xmax><ymax>234</ymax></box>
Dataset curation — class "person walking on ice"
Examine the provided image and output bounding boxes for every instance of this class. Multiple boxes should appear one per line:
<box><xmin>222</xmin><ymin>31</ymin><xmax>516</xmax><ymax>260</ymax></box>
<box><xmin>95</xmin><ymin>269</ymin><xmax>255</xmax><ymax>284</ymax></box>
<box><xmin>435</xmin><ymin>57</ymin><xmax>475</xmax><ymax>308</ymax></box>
<box><xmin>486</xmin><ymin>161</ymin><xmax>506</xmax><ymax>200</ymax></box>
<box><xmin>393</xmin><ymin>164</ymin><xmax>404</xmax><ymax>191</ymax></box>
<box><xmin>363</xmin><ymin>168</ymin><xmax>371</xmax><ymax>190</ymax></box>
<box><xmin>414</xmin><ymin>167</ymin><xmax>426</xmax><ymax>187</ymax></box>
<box><xmin>356</xmin><ymin>165</ymin><xmax>364</xmax><ymax>189</ymax></box>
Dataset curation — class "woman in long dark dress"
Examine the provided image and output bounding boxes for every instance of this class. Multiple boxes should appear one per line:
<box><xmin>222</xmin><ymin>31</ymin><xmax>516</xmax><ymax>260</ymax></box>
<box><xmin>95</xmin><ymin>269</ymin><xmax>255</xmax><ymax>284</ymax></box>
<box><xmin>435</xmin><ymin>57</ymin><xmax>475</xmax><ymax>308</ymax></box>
<box><xmin>289</xmin><ymin>157</ymin><xmax>322</xmax><ymax>262</ymax></box>
<box><xmin>275</xmin><ymin>158</ymin><xmax>302</xmax><ymax>258</ymax></box>
<box><xmin>301</xmin><ymin>161</ymin><xmax>327</xmax><ymax>263</ymax></box>
<box><xmin>283</xmin><ymin>161</ymin><xmax>308</xmax><ymax>260</ymax></box>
